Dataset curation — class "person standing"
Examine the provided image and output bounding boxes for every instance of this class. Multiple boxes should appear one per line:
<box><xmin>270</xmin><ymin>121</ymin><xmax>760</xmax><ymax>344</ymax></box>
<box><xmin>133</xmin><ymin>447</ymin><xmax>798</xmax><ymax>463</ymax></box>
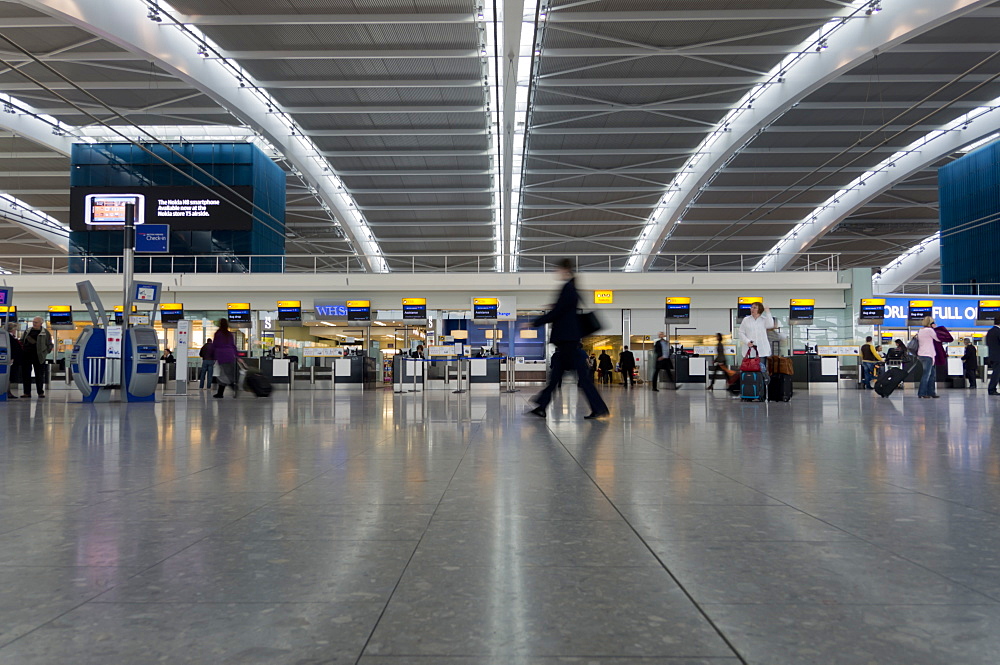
<box><xmin>860</xmin><ymin>336</ymin><xmax>883</xmax><ymax>389</ymax></box>
<box><xmin>962</xmin><ymin>338</ymin><xmax>979</xmax><ymax>390</ymax></box>
<box><xmin>598</xmin><ymin>350</ymin><xmax>614</xmax><ymax>385</ymax></box>
<box><xmin>5</xmin><ymin>323</ymin><xmax>21</xmax><ymax>398</ymax></box>
<box><xmin>588</xmin><ymin>354</ymin><xmax>598</xmax><ymax>383</ymax></box>
<box><xmin>651</xmin><ymin>331</ymin><xmax>674</xmax><ymax>391</ymax></box>
<box><xmin>199</xmin><ymin>337</ymin><xmax>215</xmax><ymax>389</ymax></box>
<box><xmin>738</xmin><ymin>302</ymin><xmax>774</xmax><ymax>382</ymax></box>
<box><xmin>19</xmin><ymin>317</ymin><xmax>52</xmax><ymax>399</ymax></box>
<box><xmin>987</xmin><ymin>316</ymin><xmax>1000</xmax><ymax>395</ymax></box>
<box><xmin>915</xmin><ymin>316</ymin><xmax>940</xmax><ymax>399</ymax></box>
<box><xmin>212</xmin><ymin>320</ymin><xmax>240</xmax><ymax>399</ymax></box>
<box><xmin>618</xmin><ymin>346</ymin><xmax>635</xmax><ymax>388</ymax></box>
<box><xmin>528</xmin><ymin>259</ymin><xmax>609</xmax><ymax>419</ymax></box>
<box><xmin>707</xmin><ymin>333</ymin><xmax>727</xmax><ymax>390</ymax></box>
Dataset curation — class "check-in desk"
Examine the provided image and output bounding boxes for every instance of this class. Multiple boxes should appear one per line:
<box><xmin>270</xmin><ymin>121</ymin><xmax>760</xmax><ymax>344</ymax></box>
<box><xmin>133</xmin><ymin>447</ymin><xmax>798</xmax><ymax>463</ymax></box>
<box><xmin>468</xmin><ymin>357</ymin><xmax>501</xmax><ymax>392</ymax></box>
<box><xmin>673</xmin><ymin>354</ymin><xmax>707</xmax><ymax>387</ymax></box>
<box><xmin>501</xmin><ymin>359</ymin><xmax>547</xmax><ymax>384</ymax></box>
<box><xmin>393</xmin><ymin>355</ymin><xmax>426</xmax><ymax>392</ymax></box>
<box><xmin>791</xmin><ymin>354</ymin><xmax>839</xmax><ymax>388</ymax></box>
<box><xmin>260</xmin><ymin>358</ymin><xmax>292</xmax><ymax>385</ymax></box>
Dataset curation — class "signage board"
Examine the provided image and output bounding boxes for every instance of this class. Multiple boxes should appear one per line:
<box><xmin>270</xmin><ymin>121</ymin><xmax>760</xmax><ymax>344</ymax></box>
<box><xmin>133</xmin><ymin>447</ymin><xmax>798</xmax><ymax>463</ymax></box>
<box><xmin>0</xmin><ymin>305</ymin><xmax>15</xmax><ymax>325</ymax></box>
<box><xmin>106</xmin><ymin>325</ymin><xmax>123</xmax><ymax>359</ymax></box>
<box><xmin>71</xmin><ymin>186</ymin><xmax>254</xmax><ymax>232</ymax></box>
<box><xmin>875</xmin><ymin>296</ymin><xmax>996</xmax><ymax>329</ymax></box>
<box><xmin>277</xmin><ymin>300</ymin><xmax>302</xmax><ymax>323</ymax></box>
<box><xmin>473</xmin><ymin>297</ymin><xmax>499</xmax><ymax>322</ymax></box>
<box><xmin>789</xmin><ymin>298</ymin><xmax>815</xmax><ymax>324</ymax></box>
<box><xmin>594</xmin><ymin>290</ymin><xmax>614</xmax><ymax>305</ymax></box>
<box><xmin>817</xmin><ymin>345</ymin><xmax>861</xmax><ymax>356</ymax></box>
<box><xmin>48</xmin><ymin>305</ymin><xmax>73</xmax><ymax>328</ymax></box>
<box><xmin>978</xmin><ymin>300</ymin><xmax>1000</xmax><ymax>324</ymax></box>
<box><xmin>737</xmin><ymin>296</ymin><xmax>763</xmax><ymax>323</ymax></box>
<box><xmin>128</xmin><ymin>314</ymin><xmax>150</xmax><ymax>326</ymax></box>
<box><xmin>346</xmin><ymin>300</ymin><xmax>371</xmax><ymax>322</ymax></box>
<box><xmin>313</xmin><ymin>299</ymin><xmax>348</xmax><ymax>320</ymax></box>
<box><xmin>114</xmin><ymin>305</ymin><xmax>137</xmax><ymax>326</ymax></box>
<box><xmin>159</xmin><ymin>303</ymin><xmax>184</xmax><ymax>324</ymax></box>
<box><xmin>134</xmin><ymin>224</ymin><xmax>170</xmax><ymax>253</ymax></box>
<box><xmin>427</xmin><ymin>345</ymin><xmax>458</xmax><ymax>357</ymax></box>
<box><xmin>665</xmin><ymin>297</ymin><xmax>691</xmax><ymax>324</ymax></box>
<box><xmin>133</xmin><ymin>282</ymin><xmax>159</xmax><ymax>303</ymax></box>
<box><xmin>908</xmin><ymin>300</ymin><xmax>934</xmax><ymax>324</ymax></box>
<box><xmin>0</xmin><ymin>287</ymin><xmax>11</xmax><ymax>307</ymax></box>
<box><xmin>227</xmin><ymin>303</ymin><xmax>252</xmax><ymax>326</ymax></box>
<box><xmin>859</xmin><ymin>298</ymin><xmax>886</xmax><ymax>325</ymax></box>
<box><xmin>402</xmin><ymin>297</ymin><xmax>427</xmax><ymax>323</ymax></box>
<box><xmin>303</xmin><ymin>347</ymin><xmax>343</xmax><ymax>358</ymax></box>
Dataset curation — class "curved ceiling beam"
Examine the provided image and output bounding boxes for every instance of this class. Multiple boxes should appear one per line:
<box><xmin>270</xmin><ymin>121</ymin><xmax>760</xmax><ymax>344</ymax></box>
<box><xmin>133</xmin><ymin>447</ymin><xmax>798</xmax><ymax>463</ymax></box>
<box><xmin>756</xmin><ymin>103</ymin><xmax>1000</xmax><ymax>272</ymax></box>
<box><xmin>19</xmin><ymin>0</ymin><xmax>387</xmax><ymax>272</ymax></box>
<box><xmin>872</xmin><ymin>233</ymin><xmax>940</xmax><ymax>294</ymax></box>
<box><xmin>0</xmin><ymin>93</ymin><xmax>73</xmax><ymax>250</ymax></box>
<box><xmin>625</xmin><ymin>0</ymin><xmax>994</xmax><ymax>272</ymax></box>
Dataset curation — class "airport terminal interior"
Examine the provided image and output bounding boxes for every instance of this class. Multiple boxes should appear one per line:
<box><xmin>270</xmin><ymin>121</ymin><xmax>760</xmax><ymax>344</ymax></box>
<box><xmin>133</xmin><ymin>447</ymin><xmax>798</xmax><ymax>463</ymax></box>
<box><xmin>2</xmin><ymin>0</ymin><xmax>1000</xmax><ymax>663</ymax></box>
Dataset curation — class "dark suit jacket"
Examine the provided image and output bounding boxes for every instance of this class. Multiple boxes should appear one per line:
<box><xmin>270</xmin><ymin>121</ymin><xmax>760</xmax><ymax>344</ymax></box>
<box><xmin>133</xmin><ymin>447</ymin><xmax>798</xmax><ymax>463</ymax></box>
<box><xmin>598</xmin><ymin>353</ymin><xmax>613</xmax><ymax>371</ymax></box>
<box><xmin>619</xmin><ymin>351</ymin><xmax>635</xmax><ymax>370</ymax></box>
<box><xmin>533</xmin><ymin>278</ymin><xmax>581</xmax><ymax>344</ymax></box>
<box><xmin>987</xmin><ymin>325</ymin><xmax>1000</xmax><ymax>362</ymax></box>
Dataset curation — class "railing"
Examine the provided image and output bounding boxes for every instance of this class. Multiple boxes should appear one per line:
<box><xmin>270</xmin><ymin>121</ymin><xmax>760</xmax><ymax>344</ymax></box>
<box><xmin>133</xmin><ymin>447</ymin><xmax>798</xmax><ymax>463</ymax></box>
<box><xmin>0</xmin><ymin>252</ymin><xmax>841</xmax><ymax>275</ymax></box>
<box><xmin>895</xmin><ymin>282</ymin><xmax>1000</xmax><ymax>296</ymax></box>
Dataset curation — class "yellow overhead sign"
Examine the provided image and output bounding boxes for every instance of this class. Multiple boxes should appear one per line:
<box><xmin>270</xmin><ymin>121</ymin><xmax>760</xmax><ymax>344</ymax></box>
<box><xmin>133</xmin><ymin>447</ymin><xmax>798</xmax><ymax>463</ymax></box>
<box><xmin>346</xmin><ymin>300</ymin><xmax>370</xmax><ymax>308</ymax></box>
<box><xmin>277</xmin><ymin>300</ymin><xmax>301</xmax><ymax>308</ymax></box>
<box><xmin>790</xmin><ymin>299</ymin><xmax>815</xmax><ymax>306</ymax></box>
<box><xmin>48</xmin><ymin>305</ymin><xmax>71</xmax><ymax>313</ymax></box>
<box><xmin>402</xmin><ymin>297</ymin><xmax>426</xmax><ymax>306</ymax></box>
<box><xmin>159</xmin><ymin>303</ymin><xmax>183</xmax><ymax>310</ymax></box>
<box><xmin>473</xmin><ymin>297</ymin><xmax>498</xmax><ymax>305</ymax></box>
<box><xmin>738</xmin><ymin>296</ymin><xmax>763</xmax><ymax>304</ymax></box>
<box><xmin>909</xmin><ymin>300</ymin><xmax>934</xmax><ymax>307</ymax></box>
<box><xmin>861</xmin><ymin>298</ymin><xmax>886</xmax><ymax>306</ymax></box>
<box><xmin>594</xmin><ymin>290</ymin><xmax>614</xmax><ymax>304</ymax></box>
<box><xmin>979</xmin><ymin>300</ymin><xmax>1000</xmax><ymax>307</ymax></box>
<box><xmin>666</xmin><ymin>297</ymin><xmax>691</xmax><ymax>305</ymax></box>
<box><xmin>228</xmin><ymin>303</ymin><xmax>251</xmax><ymax>310</ymax></box>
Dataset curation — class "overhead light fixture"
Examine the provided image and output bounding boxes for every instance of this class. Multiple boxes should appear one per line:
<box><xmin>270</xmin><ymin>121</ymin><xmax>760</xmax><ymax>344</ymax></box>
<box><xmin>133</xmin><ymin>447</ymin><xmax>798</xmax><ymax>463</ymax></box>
<box><xmin>866</xmin><ymin>1</ymin><xmax>882</xmax><ymax>15</ymax></box>
<box><xmin>197</xmin><ymin>44</ymin><xmax>209</xmax><ymax>58</ymax></box>
<box><xmin>816</xmin><ymin>39</ymin><xmax>828</xmax><ymax>52</ymax></box>
<box><xmin>147</xmin><ymin>7</ymin><xmax>162</xmax><ymax>22</ymax></box>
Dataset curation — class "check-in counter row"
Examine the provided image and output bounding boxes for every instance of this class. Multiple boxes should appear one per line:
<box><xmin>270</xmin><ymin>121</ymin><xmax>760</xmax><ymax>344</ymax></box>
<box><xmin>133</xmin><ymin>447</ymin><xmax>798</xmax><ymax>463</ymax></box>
<box><xmin>393</xmin><ymin>356</ymin><xmax>503</xmax><ymax>391</ymax></box>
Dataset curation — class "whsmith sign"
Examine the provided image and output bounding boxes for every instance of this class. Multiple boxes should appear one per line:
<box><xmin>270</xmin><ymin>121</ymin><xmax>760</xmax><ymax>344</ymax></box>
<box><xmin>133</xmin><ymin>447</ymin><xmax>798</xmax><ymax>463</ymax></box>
<box><xmin>876</xmin><ymin>296</ymin><xmax>996</xmax><ymax>329</ymax></box>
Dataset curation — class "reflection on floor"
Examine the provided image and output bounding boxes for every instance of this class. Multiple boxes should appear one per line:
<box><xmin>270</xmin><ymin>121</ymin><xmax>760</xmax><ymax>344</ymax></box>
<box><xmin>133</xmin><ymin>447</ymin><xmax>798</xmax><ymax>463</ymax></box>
<box><xmin>0</xmin><ymin>384</ymin><xmax>999</xmax><ymax>663</ymax></box>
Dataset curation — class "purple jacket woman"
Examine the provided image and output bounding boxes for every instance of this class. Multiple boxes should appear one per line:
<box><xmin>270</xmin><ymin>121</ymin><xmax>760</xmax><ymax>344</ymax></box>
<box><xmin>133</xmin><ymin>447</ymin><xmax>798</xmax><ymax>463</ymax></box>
<box><xmin>933</xmin><ymin>326</ymin><xmax>954</xmax><ymax>367</ymax></box>
<box><xmin>212</xmin><ymin>319</ymin><xmax>240</xmax><ymax>398</ymax></box>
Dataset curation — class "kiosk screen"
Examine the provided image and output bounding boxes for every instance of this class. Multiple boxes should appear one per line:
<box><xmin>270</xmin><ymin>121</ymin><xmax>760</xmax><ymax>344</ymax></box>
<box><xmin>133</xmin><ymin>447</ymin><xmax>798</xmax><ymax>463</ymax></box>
<box><xmin>737</xmin><ymin>297</ymin><xmax>763</xmax><ymax>322</ymax></box>
<box><xmin>473</xmin><ymin>298</ymin><xmax>499</xmax><ymax>321</ymax></box>
<box><xmin>48</xmin><ymin>306</ymin><xmax>73</xmax><ymax>327</ymax></box>
<box><xmin>227</xmin><ymin>303</ymin><xmax>252</xmax><ymax>326</ymax></box>
<box><xmin>908</xmin><ymin>300</ymin><xmax>934</xmax><ymax>323</ymax></box>
<box><xmin>0</xmin><ymin>306</ymin><xmax>14</xmax><ymax>325</ymax></box>
<box><xmin>789</xmin><ymin>299</ymin><xmax>815</xmax><ymax>322</ymax></box>
<box><xmin>859</xmin><ymin>299</ymin><xmax>886</xmax><ymax>324</ymax></box>
<box><xmin>160</xmin><ymin>304</ymin><xmax>184</xmax><ymax>324</ymax></box>
<box><xmin>0</xmin><ymin>287</ymin><xmax>10</xmax><ymax>307</ymax></box>
<box><xmin>978</xmin><ymin>300</ymin><xmax>1000</xmax><ymax>323</ymax></box>
<box><xmin>277</xmin><ymin>300</ymin><xmax>302</xmax><ymax>322</ymax></box>
<box><xmin>665</xmin><ymin>297</ymin><xmax>691</xmax><ymax>323</ymax></box>
<box><xmin>347</xmin><ymin>300</ymin><xmax>371</xmax><ymax>322</ymax></box>
<box><xmin>402</xmin><ymin>298</ymin><xmax>427</xmax><ymax>321</ymax></box>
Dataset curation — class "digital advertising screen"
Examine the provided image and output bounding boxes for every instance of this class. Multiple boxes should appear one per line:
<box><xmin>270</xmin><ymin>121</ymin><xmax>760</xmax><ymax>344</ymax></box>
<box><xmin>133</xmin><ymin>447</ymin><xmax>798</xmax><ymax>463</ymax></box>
<box><xmin>859</xmin><ymin>298</ymin><xmax>886</xmax><ymax>325</ymax></box>
<box><xmin>70</xmin><ymin>186</ymin><xmax>254</xmax><ymax>232</ymax></box>
<box><xmin>402</xmin><ymin>298</ymin><xmax>427</xmax><ymax>322</ymax></box>
<box><xmin>473</xmin><ymin>297</ymin><xmax>499</xmax><ymax>322</ymax></box>
<box><xmin>48</xmin><ymin>306</ymin><xmax>73</xmax><ymax>327</ymax></box>
<box><xmin>978</xmin><ymin>300</ymin><xmax>1000</xmax><ymax>324</ymax></box>
<box><xmin>227</xmin><ymin>303</ymin><xmax>252</xmax><ymax>326</ymax></box>
<box><xmin>277</xmin><ymin>300</ymin><xmax>302</xmax><ymax>323</ymax></box>
<box><xmin>346</xmin><ymin>300</ymin><xmax>371</xmax><ymax>322</ymax></box>
<box><xmin>908</xmin><ymin>300</ymin><xmax>934</xmax><ymax>324</ymax></box>
<box><xmin>159</xmin><ymin>304</ymin><xmax>184</xmax><ymax>324</ymax></box>
<box><xmin>665</xmin><ymin>297</ymin><xmax>691</xmax><ymax>323</ymax></box>
<box><xmin>737</xmin><ymin>296</ymin><xmax>763</xmax><ymax>322</ymax></box>
<box><xmin>0</xmin><ymin>287</ymin><xmax>11</xmax><ymax>307</ymax></box>
<box><xmin>789</xmin><ymin>298</ymin><xmax>815</xmax><ymax>323</ymax></box>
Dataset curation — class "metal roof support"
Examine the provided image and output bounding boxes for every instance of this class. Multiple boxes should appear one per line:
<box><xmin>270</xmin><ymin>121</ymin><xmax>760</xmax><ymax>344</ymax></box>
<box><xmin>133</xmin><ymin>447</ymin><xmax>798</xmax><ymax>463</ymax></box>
<box><xmin>625</xmin><ymin>0</ymin><xmax>994</xmax><ymax>272</ymax></box>
<box><xmin>21</xmin><ymin>0</ymin><xmax>387</xmax><ymax>272</ymax></box>
<box><xmin>756</xmin><ymin>103</ymin><xmax>1000</xmax><ymax>272</ymax></box>
<box><xmin>871</xmin><ymin>234</ymin><xmax>941</xmax><ymax>294</ymax></box>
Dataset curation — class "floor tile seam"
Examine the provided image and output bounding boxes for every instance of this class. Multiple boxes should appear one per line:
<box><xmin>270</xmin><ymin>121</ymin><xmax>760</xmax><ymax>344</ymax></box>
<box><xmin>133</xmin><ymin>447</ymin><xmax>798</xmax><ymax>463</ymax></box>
<box><xmin>696</xmin><ymin>601</ymin><xmax>1000</xmax><ymax>607</ymax></box>
<box><xmin>0</xmin><ymin>585</ymin><xmax>131</xmax><ymax>651</ymax></box>
<box><xmin>360</xmin><ymin>653</ymin><xmax>742</xmax><ymax>660</ymax></box>
<box><xmin>545</xmin><ymin>427</ymin><xmax>748</xmax><ymax>665</ymax></box>
<box><xmin>353</xmin><ymin>419</ymin><xmax>487</xmax><ymax>665</ymax></box>
<box><xmin>877</xmin><ymin>481</ymin><xmax>1000</xmax><ymax>517</ymax></box>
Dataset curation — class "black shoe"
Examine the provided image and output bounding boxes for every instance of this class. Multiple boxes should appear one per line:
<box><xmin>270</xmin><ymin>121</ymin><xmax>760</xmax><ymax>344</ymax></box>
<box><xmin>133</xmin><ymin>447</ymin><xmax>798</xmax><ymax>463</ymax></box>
<box><xmin>37</xmin><ymin>393</ymin><xmax>45</xmax><ymax>399</ymax></box>
<box><xmin>990</xmin><ymin>392</ymin><xmax>999</xmax><ymax>396</ymax></box>
<box><xmin>527</xmin><ymin>406</ymin><xmax>545</xmax><ymax>418</ymax></box>
<box><xmin>20</xmin><ymin>394</ymin><xmax>30</xmax><ymax>398</ymax></box>
<box><xmin>651</xmin><ymin>388</ymin><xmax>659</xmax><ymax>392</ymax></box>
<box><xmin>931</xmin><ymin>394</ymin><xmax>941</xmax><ymax>398</ymax></box>
<box><xmin>584</xmin><ymin>410</ymin><xmax>609</xmax><ymax>420</ymax></box>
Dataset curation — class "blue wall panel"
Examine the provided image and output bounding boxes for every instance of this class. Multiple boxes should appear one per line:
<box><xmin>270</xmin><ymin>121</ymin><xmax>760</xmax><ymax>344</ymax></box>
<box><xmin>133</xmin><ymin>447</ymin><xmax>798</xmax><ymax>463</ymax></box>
<box><xmin>939</xmin><ymin>140</ymin><xmax>1000</xmax><ymax>291</ymax></box>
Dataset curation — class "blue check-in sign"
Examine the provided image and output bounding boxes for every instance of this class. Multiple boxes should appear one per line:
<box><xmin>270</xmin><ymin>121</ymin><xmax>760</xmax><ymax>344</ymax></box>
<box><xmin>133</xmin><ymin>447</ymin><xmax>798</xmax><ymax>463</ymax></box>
<box><xmin>134</xmin><ymin>225</ymin><xmax>170</xmax><ymax>253</ymax></box>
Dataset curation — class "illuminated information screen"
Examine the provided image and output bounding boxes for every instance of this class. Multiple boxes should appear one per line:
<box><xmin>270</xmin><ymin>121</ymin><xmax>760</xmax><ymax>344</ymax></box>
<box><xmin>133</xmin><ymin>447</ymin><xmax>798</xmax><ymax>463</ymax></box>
<box><xmin>347</xmin><ymin>300</ymin><xmax>371</xmax><ymax>322</ymax></box>
<box><xmin>859</xmin><ymin>298</ymin><xmax>886</xmax><ymax>324</ymax></box>
<box><xmin>737</xmin><ymin>296</ymin><xmax>763</xmax><ymax>322</ymax></box>
<box><xmin>908</xmin><ymin>300</ymin><xmax>934</xmax><ymax>323</ymax></box>
<box><xmin>159</xmin><ymin>304</ymin><xmax>184</xmax><ymax>324</ymax></box>
<box><xmin>978</xmin><ymin>300</ymin><xmax>1000</xmax><ymax>323</ymax></box>
<box><xmin>48</xmin><ymin>306</ymin><xmax>73</xmax><ymax>327</ymax></box>
<box><xmin>473</xmin><ymin>297</ymin><xmax>499</xmax><ymax>322</ymax></box>
<box><xmin>227</xmin><ymin>303</ymin><xmax>252</xmax><ymax>326</ymax></box>
<box><xmin>789</xmin><ymin>298</ymin><xmax>815</xmax><ymax>322</ymax></box>
<box><xmin>277</xmin><ymin>300</ymin><xmax>302</xmax><ymax>323</ymax></box>
<box><xmin>71</xmin><ymin>186</ymin><xmax>254</xmax><ymax>232</ymax></box>
<box><xmin>402</xmin><ymin>298</ymin><xmax>427</xmax><ymax>322</ymax></box>
<box><xmin>665</xmin><ymin>297</ymin><xmax>691</xmax><ymax>323</ymax></box>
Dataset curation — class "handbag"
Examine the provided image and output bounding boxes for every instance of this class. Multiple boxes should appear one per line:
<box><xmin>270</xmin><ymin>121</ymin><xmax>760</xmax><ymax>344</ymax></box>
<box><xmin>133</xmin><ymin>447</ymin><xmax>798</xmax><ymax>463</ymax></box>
<box><xmin>740</xmin><ymin>347</ymin><xmax>762</xmax><ymax>373</ymax></box>
<box><xmin>906</xmin><ymin>336</ymin><xmax>919</xmax><ymax>354</ymax></box>
<box><xmin>578</xmin><ymin>310</ymin><xmax>602</xmax><ymax>337</ymax></box>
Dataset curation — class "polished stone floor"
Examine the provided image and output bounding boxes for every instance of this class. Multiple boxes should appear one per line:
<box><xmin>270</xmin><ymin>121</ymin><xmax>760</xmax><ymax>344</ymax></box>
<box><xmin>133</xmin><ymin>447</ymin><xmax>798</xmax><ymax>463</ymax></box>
<box><xmin>0</xmin><ymin>382</ymin><xmax>999</xmax><ymax>664</ymax></box>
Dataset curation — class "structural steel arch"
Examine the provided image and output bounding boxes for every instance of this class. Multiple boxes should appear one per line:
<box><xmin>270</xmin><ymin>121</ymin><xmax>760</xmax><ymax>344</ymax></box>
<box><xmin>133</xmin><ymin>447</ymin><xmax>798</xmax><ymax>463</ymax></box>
<box><xmin>20</xmin><ymin>0</ymin><xmax>387</xmax><ymax>272</ymax></box>
<box><xmin>872</xmin><ymin>233</ymin><xmax>940</xmax><ymax>294</ymax></box>
<box><xmin>626</xmin><ymin>0</ymin><xmax>994</xmax><ymax>272</ymax></box>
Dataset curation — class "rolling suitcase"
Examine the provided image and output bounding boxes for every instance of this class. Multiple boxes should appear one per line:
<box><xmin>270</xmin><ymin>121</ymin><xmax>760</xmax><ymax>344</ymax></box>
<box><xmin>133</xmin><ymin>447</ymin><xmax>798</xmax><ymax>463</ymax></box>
<box><xmin>768</xmin><ymin>373</ymin><xmax>792</xmax><ymax>402</ymax></box>
<box><xmin>244</xmin><ymin>370</ymin><xmax>272</xmax><ymax>397</ymax></box>
<box><xmin>874</xmin><ymin>366</ymin><xmax>908</xmax><ymax>398</ymax></box>
<box><xmin>740</xmin><ymin>371</ymin><xmax>765</xmax><ymax>401</ymax></box>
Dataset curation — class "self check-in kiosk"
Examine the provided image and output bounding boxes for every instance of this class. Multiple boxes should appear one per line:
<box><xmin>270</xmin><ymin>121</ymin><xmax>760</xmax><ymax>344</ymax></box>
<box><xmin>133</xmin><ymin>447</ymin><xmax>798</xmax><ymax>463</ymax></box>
<box><xmin>122</xmin><ymin>281</ymin><xmax>162</xmax><ymax>402</ymax></box>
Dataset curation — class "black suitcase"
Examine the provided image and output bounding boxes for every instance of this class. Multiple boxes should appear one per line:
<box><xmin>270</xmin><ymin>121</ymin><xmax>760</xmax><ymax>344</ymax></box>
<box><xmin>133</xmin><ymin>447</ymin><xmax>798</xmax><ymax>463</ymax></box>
<box><xmin>244</xmin><ymin>371</ymin><xmax>272</xmax><ymax>397</ymax></box>
<box><xmin>740</xmin><ymin>371</ymin><xmax>765</xmax><ymax>401</ymax></box>
<box><xmin>875</xmin><ymin>366</ymin><xmax>908</xmax><ymax>397</ymax></box>
<box><xmin>768</xmin><ymin>373</ymin><xmax>792</xmax><ymax>402</ymax></box>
